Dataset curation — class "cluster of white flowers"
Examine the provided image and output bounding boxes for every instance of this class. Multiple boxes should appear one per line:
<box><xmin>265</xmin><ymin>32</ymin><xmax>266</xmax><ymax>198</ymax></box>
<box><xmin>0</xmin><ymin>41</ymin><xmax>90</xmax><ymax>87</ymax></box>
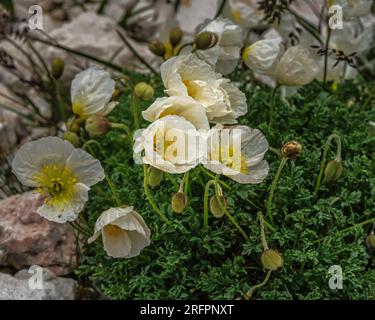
<box><xmin>134</xmin><ymin>50</ymin><xmax>269</xmax><ymax>183</ymax></box>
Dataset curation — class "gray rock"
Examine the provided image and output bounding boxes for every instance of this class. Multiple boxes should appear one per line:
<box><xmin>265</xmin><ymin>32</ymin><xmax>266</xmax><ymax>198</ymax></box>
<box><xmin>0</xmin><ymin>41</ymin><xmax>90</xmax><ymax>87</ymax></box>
<box><xmin>0</xmin><ymin>269</ymin><xmax>77</xmax><ymax>300</ymax></box>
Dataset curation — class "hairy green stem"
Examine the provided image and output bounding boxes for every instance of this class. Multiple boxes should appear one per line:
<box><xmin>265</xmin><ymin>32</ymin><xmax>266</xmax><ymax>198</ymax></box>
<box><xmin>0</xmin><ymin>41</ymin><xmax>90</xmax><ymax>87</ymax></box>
<box><xmin>323</xmin><ymin>26</ymin><xmax>332</xmax><ymax>88</ymax></box>
<box><xmin>143</xmin><ymin>165</ymin><xmax>171</xmax><ymax>224</ymax></box>
<box><xmin>245</xmin><ymin>270</ymin><xmax>272</xmax><ymax>299</ymax></box>
<box><xmin>111</xmin><ymin>122</ymin><xmax>133</xmax><ymax>141</ymax></box>
<box><xmin>203</xmin><ymin>180</ymin><xmax>216</xmax><ymax>228</ymax></box>
<box><xmin>269</xmin><ymin>84</ymin><xmax>279</xmax><ymax>128</ymax></box>
<box><xmin>266</xmin><ymin>157</ymin><xmax>288</xmax><ymax>223</ymax></box>
<box><xmin>258</xmin><ymin>212</ymin><xmax>269</xmax><ymax>251</ymax></box>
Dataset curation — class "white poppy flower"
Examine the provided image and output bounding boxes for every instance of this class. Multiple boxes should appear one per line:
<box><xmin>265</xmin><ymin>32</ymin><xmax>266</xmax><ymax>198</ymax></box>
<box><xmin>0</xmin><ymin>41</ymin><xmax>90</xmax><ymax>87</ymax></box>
<box><xmin>88</xmin><ymin>207</ymin><xmax>151</xmax><ymax>259</ymax></box>
<box><xmin>160</xmin><ymin>54</ymin><xmax>247</xmax><ymax>124</ymax></box>
<box><xmin>223</xmin><ymin>0</ymin><xmax>264</xmax><ymax>28</ymax></box>
<box><xmin>204</xmin><ymin>124</ymin><xmax>269</xmax><ymax>184</ymax></box>
<box><xmin>133</xmin><ymin>115</ymin><xmax>205</xmax><ymax>174</ymax></box>
<box><xmin>329</xmin><ymin>0</ymin><xmax>372</xmax><ymax>20</ymax></box>
<box><xmin>142</xmin><ymin>96</ymin><xmax>210</xmax><ymax>131</ymax></box>
<box><xmin>243</xmin><ymin>39</ymin><xmax>284</xmax><ymax>75</ymax></box>
<box><xmin>274</xmin><ymin>45</ymin><xmax>319</xmax><ymax>86</ymax></box>
<box><xmin>71</xmin><ymin>66</ymin><xmax>118</xmax><ymax>119</ymax></box>
<box><xmin>12</xmin><ymin>137</ymin><xmax>105</xmax><ymax>223</ymax></box>
<box><xmin>195</xmin><ymin>17</ymin><xmax>243</xmax><ymax>75</ymax></box>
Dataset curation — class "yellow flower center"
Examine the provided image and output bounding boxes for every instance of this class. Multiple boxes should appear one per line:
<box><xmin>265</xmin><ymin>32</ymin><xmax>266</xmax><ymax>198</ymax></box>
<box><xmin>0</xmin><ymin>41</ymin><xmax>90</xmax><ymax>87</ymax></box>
<box><xmin>153</xmin><ymin>131</ymin><xmax>179</xmax><ymax>161</ymax></box>
<box><xmin>212</xmin><ymin>146</ymin><xmax>248</xmax><ymax>174</ymax></box>
<box><xmin>183</xmin><ymin>79</ymin><xmax>199</xmax><ymax>99</ymax></box>
<box><xmin>33</xmin><ymin>164</ymin><xmax>77</xmax><ymax>206</ymax></box>
<box><xmin>232</xmin><ymin>9</ymin><xmax>242</xmax><ymax>23</ymax></box>
<box><xmin>104</xmin><ymin>224</ymin><xmax>123</xmax><ymax>237</ymax></box>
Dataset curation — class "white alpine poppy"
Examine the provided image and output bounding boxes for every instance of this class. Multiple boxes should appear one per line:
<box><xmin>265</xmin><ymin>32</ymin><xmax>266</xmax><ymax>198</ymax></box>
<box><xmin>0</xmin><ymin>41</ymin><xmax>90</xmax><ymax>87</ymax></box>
<box><xmin>242</xmin><ymin>38</ymin><xmax>284</xmax><ymax>75</ymax></box>
<box><xmin>133</xmin><ymin>115</ymin><xmax>205</xmax><ymax>174</ymax></box>
<box><xmin>160</xmin><ymin>54</ymin><xmax>247</xmax><ymax>124</ymax></box>
<box><xmin>142</xmin><ymin>96</ymin><xmax>210</xmax><ymax>131</ymax></box>
<box><xmin>328</xmin><ymin>0</ymin><xmax>373</xmax><ymax>20</ymax></box>
<box><xmin>12</xmin><ymin>137</ymin><xmax>105</xmax><ymax>223</ymax></box>
<box><xmin>195</xmin><ymin>17</ymin><xmax>244</xmax><ymax>75</ymax></box>
<box><xmin>204</xmin><ymin>124</ymin><xmax>269</xmax><ymax>184</ymax></box>
<box><xmin>71</xmin><ymin>66</ymin><xmax>118</xmax><ymax>119</ymax></box>
<box><xmin>274</xmin><ymin>45</ymin><xmax>319</xmax><ymax>86</ymax></box>
<box><xmin>88</xmin><ymin>207</ymin><xmax>151</xmax><ymax>259</ymax></box>
<box><xmin>222</xmin><ymin>0</ymin><xmax>264</xmax><ymax>28</ymax></box>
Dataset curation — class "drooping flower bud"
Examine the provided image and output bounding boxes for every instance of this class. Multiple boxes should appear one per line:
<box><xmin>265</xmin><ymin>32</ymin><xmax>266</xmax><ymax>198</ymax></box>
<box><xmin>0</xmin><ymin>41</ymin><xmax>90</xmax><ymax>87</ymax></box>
<box><xmin>323</xmin><ymin>160</ymin><xmax>343</xmax><ymax>183</ymax></box>
<box><xmin>261</xmin><ymin>249</ymin><xmax>284</xmax><ymax>271</ymax></box>
<box><xmin>134</xmin><ymin>82</ymin><xmax>154</xmax><ymax>101</ymax></box>
<box><xmin>85</xmin><ymin>115</ymin><xmax>111</xmax><ymax>137</ymax></box>
<box><xmin>194</xmin><ymin>31</ymin><xmax>218</xmax><ymax>50</ymax></box>
<box><xmin>147</xmin><ymin>166</ymin><xmax>164</xmax><ymax>188</ymax></box>
<box><xmin>62</xmin><ymin>131</ymin><xmax>80</xmax><ymax>147</ymax></box>
<box><xmin>148</xmin><ymin>40</ymin><xmax>166</xmax><ymax>57</ymax></box>
<box><xmin>51</xmin><ymin>58</ymin><xmax>64</xmax><ymax>79</ymax></box>
<box><xmin>169</xmin><ymin>26</ymin><xmax>183</xmax><ymax>47</ymax></box>
<box><xmin>66</xmin><ymin>118</ymin><xmax>83</xmax><ymax>134</ymax></box>
<box><xmin>281</xmin><ymin>141</ymin><xmax>303</xmax><ymax>159</ymax></box>
<box><xmin>366</xmin><ymin>233</ymin><xmax>375</xmax><ymax>249</ymax></box>
<box><xmin>209</xmin><ymin>194</ymin><xmax>227</xmax><ymax>218</ymax></box>
<box><xmin>171</xmin><ymin>192</ymin><xmax>188</xmax><ymax>214</ymax></box>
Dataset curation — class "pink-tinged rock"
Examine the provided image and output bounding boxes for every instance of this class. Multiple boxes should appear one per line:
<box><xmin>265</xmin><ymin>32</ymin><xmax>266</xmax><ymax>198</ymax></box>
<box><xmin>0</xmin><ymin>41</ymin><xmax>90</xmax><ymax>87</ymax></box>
<box><xmin>0</xmin><ymin>192</ymin><xmax>80</xmax><ymax>276</ymax></box>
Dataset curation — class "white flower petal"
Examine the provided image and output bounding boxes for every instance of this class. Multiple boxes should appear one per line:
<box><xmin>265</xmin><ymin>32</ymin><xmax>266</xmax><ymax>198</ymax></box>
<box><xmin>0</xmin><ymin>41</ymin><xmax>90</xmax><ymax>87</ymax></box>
<box><xmin>12</xmin><ymin>137</ymin><xmax>74</xmax><ymax>187</ymax></box>
<box><xmin>66</xmin><ymin>148</ymin><xmax>105</xmax><ymax>187</ymax></box>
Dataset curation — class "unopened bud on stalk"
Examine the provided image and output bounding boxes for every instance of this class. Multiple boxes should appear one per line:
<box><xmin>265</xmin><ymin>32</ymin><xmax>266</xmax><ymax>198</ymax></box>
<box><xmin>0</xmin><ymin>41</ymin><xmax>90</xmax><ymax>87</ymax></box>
<box><xmin>134</xmin><ymin>82</ymin><xmax>154</xmax><ymax>101</ymax></box>
<box><xmin>281</xmin><ymin>141</ymin><xmax>302</xmax><ymax>159</ymax></box>
<box><xmin>148</xmin><ymin>40</ymin><xmax>166</xmax><ymax>57</ymax></box>
<box><xmin>171</xmin><ymin>192</ymin><xmax>188</xmax><ymax>214</ymax></box>
<box><xmin>85</xmin><ymin>115</ymin><xmax>111</xmax><ymax>137</ymax></box>
<box><xmin>147</xmin><ymin>167</ymin><xmax>164</xmax><ymax>188</ymax></box>
<box><xmin>209</xmin><ymin>194</ymin><xmax>227</xmax><ymax>218</ymax></box>
<box><xmin>323</xmin><ymin>160</ymin><xmax>343</xmax><ymax>183</ymax></box>
<box><xmin>51</xmin><ymin>58</ymin><xmax>64</xmax><ymax>79</ymax></box>
<box><xmin>66</xmin><ymin>118</ymin><xmax>82</xmax><ymax>134</ymax></box>
<box><xmin>261</xmin><ymin>249</ymin><xmax>284</xmax><ymax>271</ymax></box>
<box><xmin>366</xmin><ymin>233</ymin><xmax>375</xmax><ymax>249</ymax></box>
<box><xmin>62</xmin><ymin>131</ymin><xmax>80</xmax><ymax>147</ymax></box>
<box><xmin>169</xmin><ymin>26</ymin><xmax>183</xmax><ymax>47</ymax></box>
<box><xmin>194</xmin><ymin>31</ymin><xmax>218</xmax><ymax>50</ymax></box>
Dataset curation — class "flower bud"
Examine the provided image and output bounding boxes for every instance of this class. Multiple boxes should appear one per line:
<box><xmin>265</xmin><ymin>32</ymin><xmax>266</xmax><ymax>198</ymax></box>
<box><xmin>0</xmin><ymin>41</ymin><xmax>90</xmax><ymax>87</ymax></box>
<box><xmin>209</xmin><ymin>194</ymin><xmax>227</xmax><ymax>218</ymax></box>
<box><xmin>323</xmin><ymin>160</ymin><xmax>343</xmax><ymax>183</ymax></box>
<box><xmin>281</xmin><ymin>141</ymin><xmax>302</xmax><ymax>159</ymax></box>
<box><xmin>366</xmin><ymin>233</ymin><xmax>375</xmax><ymax>249</ymax></box>
<box><xmin>169</xmin><ymin>26</ymin><xmax>183</xmax><ymax>47</ymax></box>
<box><xmin>261</xmin><ymin>249</ymin><xmax>284</xmax><ymax>271</ymax></box>
<box><xmin>194</xmin><ymin>31</ymin><xmax>218</xmax><ymax>50</ymax></box>
<box><xmin>85</xmin><ymin>115</ymin><xmax>111</xmax><ymax>137</ymax></box>
<box><xmin>134</xmin><ymin>82</ymin><xmax>154</xmax><ymax>101</ymax></box>
<box><xmin>51</xmin><ymin>58</ymin><xmax>64</xmax><ymax>79</ymax></box>
<box><xmin>147</xmin><ymin>166</ymin><xmax>164</xmax><ymax>188</ymax></box>
<box><xmin>62</xmin><ymin>131</ymin><xmax>80</xmax><ymax>147</ymax></box>
<box><xmin>148</xmin><ymin>40</ymin><xmax>166</xmax><ymax>57</ymax></box>
<box><xmin>171</xmin><ymin>192</ymin><xmax>188</xmax><ymax>214</ymax></box>
<box><xmin>66</xmin><ymin>118</ymin><xmax>83</xmax><ymax>134</ymax></box>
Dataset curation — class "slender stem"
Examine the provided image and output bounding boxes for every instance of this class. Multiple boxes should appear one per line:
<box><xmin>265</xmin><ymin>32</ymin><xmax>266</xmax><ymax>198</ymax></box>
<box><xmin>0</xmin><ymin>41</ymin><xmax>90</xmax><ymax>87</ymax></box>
<box><xmin>323</xmin><ymin>26</ymin><xmax>332</xmax><ymax>88</ymax></box>
<box><xmin>258</xmin><ymin>212</ymin><xmax>269</xmax><ymax>251</ymax></box>
<box><xmin>199</xmin><ymin>166</ymin><xmax>231</xmax><ymax>190</ymax></box>
<box><xmin>111</xmin><ymin>122</ymin><xmax>133</xmax><ymax>141</ymax></box>
<box><xmin>245</xmin><ymin>270</ymin><xmax>272</xmax><ymax>300</ymax></box>
<box><xmin>177</xmin><ymin>42</ymin><xmax>193</xmax><ymax>55</ymax></box>
<box><xmin>215</xmin><ymin>0</ymin><xmax>227</xmax><ymax>18</ymax></box>
<box><xmin>82</xmin><ymin>139</ymin><xmax>107</xmax><ymax>158</ymax></box>
<box><xmin>30</xmin><ymin>36</ymin><xmax>123</xmax><ymax>72</ymax></box>
<box><xmin>116</xmin><ymin>30</ymin><xmax>158</xmax><ymax>75</ymax></box>
<box><xmin>269</xmin><ymin>84</ymin><xmax>279</xmax><ymax>128</ymax></box>
<box><xmin>68</xmin><ymin>221</ymin><xmax>90</xmax><ymax>238</ymax></box>
<box><xmin>131</xmin><ymin>93</ymin><xmax>140</xmax><ymax>129</ymax></box>
<box><xmin>183</xmin><ymin>171</ymin><xmax>190</xmax><ymax>195</ymax></box>
<box><xmin>215</xmin><ymin>182</ymin><xmax>248</xmax><ymax>240</ymax></box>
<box><xmin>266</xmin><ymin>157</ymin><xmax>288</xmax><ymax>223</ymax></box>
<box><xmin>313</xmin><ymin>134</ymin><xmax>342</xmax><ymax>196</ymax></box>
<box><xmin>105</xmin><ymin>175</ymin><xmax>122</xmax><ymax>207</ymax></box>
<box><xmin>203</xmin><ymin>180</ymin><xmax>216</xmax><ymax>228</ymax></box>
<box><xmin>314</xmin><ymin>217</ymin><xmax>375</xmax><ymax>244</ymax></box>
<box><xmin>143</xmin><ymin>165</ymin><xmax>171</xmax><ymax>224</ymax></box>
